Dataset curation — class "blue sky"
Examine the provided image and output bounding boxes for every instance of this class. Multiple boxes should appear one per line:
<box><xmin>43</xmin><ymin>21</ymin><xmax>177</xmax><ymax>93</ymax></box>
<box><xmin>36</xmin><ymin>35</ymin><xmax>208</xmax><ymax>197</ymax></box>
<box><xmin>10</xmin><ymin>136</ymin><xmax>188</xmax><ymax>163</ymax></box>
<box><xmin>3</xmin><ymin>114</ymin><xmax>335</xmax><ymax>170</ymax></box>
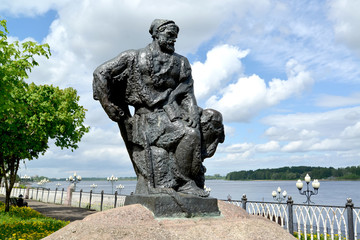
<box><xmin>1</xmin><ymin>0</ymin><xmax>360</xmax><ymax>178</ymax></box>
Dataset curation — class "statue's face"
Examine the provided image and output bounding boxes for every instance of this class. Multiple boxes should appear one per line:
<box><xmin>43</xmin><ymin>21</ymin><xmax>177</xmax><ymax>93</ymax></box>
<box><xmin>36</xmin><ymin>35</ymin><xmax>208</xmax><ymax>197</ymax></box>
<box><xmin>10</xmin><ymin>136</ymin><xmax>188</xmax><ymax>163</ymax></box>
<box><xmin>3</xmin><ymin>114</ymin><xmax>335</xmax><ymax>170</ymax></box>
<box><xmin>157</xmin><ymin>24</ymin><xmax>178</xmax><ymax>53</ymax></box>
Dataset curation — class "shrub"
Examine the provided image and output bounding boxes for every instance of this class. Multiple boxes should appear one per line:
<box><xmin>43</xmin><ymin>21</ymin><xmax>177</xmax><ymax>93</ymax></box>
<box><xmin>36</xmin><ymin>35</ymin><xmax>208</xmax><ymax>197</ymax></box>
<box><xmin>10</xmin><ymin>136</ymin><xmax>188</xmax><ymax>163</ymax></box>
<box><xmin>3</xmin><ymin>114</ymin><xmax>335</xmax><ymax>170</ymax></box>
<box><xmin>0</xmin><ymin>201</ymin><xmax>69</xmax><ymax>240</ymax></box>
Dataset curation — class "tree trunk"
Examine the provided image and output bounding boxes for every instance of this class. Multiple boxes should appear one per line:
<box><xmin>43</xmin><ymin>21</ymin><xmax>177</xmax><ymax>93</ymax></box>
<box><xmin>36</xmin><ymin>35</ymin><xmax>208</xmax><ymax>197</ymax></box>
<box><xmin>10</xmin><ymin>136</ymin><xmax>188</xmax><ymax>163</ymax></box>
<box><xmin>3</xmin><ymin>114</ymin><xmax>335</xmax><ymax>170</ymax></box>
<box><xmin>1</xmin><ymin>156</ymin><xmax>20</xmax><ymax>212</ymax></box>
<box><xmin>5</xmin><ymin>189</ymin><xmax>11</xmax><ymax>212</ymax></box>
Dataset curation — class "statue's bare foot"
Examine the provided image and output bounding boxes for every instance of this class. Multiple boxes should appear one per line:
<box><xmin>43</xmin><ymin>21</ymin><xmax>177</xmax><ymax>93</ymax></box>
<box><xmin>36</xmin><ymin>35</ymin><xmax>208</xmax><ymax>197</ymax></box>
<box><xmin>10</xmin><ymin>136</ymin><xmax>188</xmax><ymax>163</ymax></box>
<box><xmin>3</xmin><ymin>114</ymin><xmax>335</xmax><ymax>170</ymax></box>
<box><xmin>178</xmin><ymin>180</ymin><xmax>210</xmax><ymax>197</ymax></box>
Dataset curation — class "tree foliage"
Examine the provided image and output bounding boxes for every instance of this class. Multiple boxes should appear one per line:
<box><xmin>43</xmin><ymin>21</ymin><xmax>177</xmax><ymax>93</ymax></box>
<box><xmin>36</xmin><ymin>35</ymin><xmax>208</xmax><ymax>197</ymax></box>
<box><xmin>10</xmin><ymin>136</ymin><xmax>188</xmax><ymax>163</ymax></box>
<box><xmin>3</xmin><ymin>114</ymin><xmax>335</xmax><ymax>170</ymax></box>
<box><xmin>0</xmin><ymin>19</ymin><xmax>89</xmax><ymax>211</ymax></box>
<box><xmin>225</xmin><ymin>165</ymin><xmax>360</xmax><ymax>180</ymax></box>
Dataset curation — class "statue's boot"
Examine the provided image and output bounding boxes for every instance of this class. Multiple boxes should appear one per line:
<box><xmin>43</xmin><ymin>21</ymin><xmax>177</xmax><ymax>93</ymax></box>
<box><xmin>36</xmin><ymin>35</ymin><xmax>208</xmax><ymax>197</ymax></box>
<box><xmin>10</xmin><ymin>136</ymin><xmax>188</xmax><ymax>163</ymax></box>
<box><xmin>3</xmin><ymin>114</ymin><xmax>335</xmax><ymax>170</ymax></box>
<box><xmin>178</xmin><ymin>180</ymin><xmax>210</xmax><ymax>197</ymax></box>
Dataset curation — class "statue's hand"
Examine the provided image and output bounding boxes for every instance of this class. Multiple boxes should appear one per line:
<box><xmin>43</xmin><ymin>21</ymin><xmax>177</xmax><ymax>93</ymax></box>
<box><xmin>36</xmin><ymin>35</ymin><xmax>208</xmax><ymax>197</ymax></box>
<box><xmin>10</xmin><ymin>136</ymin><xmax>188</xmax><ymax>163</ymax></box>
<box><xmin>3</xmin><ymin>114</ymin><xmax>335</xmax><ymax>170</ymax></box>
<box><xmin>105</xmin><ymin>103</ymin><xmax>124</xmax><ymax>122</ymax></box>
<box><xmin>186</xmin><ymin>115</ymin><xmax>199</xmax><ymax>128</ymax></box>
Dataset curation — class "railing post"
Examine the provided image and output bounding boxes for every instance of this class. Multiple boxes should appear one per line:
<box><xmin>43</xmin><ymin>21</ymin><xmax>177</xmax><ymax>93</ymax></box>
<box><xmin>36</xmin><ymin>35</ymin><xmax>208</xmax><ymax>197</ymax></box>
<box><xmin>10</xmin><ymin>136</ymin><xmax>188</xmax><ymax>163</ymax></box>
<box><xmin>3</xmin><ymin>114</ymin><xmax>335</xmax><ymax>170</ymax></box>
<box><xmin>287</xmin><ymin>196</ymin><xmax>294</xmax><ymax>235</ymax></box>
<box><xmin>241</xmin><ymin>194</ymin><xmax>247</xmax><ymax>210</ymax></box>
<box><xmin>89</xmin><ymin>190</ymin><xmax>92</xmax><ymax>209</ymax></box>
<box><xmin>79</xmin><ymin>189</ymin><xmax>83</xmax><ymax>208</ymax></box>
<box><xmin>66</xmin><ymin>185</ymin><xmax>74</xmax><ymax>206</ymax></box>
<box><xmin>25</xmin><ymin>187</ymin><xmax>29</xmax><ymax>199</ymax></box>
<box><xmin>346</xmin><ymin>198</ymin><xmax>354</xmax><ymax>240</ymax></box>
<box><xmin>54</xmin><ymin>188</ymin><xmax>58</xmax><ymax>204</ymax></box>
<box><xmin>100</xmin><ymin>190</ymin><xmax>104</xmax><ymax>211</ymax></box>
<box><xmin>36</xmin><ymin>187</ymin><xmax>39</xmax><ymax>200</ymax></box>
<box><xmin>41</xmin><ymin>188</ymin><xmax>44</xmax><ymax>201</ymax></box>
<box><xmin>60</xmin><ymin>188</ymin><xmax>64</xmax><ymax>205</ymax></box>
<box><xmin>47</xmin><ymin>188</ymin><xmax>50</xmax><ymax>203</ymax></box>
<box><xmin>114</xmin><ymin>191</ymin><xmax>118</xmax><ymax>208</ymax></box>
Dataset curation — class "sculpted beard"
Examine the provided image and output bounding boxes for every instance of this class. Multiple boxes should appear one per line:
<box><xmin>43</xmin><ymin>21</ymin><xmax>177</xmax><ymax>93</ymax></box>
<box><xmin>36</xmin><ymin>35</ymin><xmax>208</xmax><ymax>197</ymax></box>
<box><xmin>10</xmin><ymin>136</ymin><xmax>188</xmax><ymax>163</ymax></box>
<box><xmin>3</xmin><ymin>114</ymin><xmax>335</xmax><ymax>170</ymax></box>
<box><xmin>159</xmin><ymin>38</ymin><xmax>175</xmax><ymax>53</ymax></box>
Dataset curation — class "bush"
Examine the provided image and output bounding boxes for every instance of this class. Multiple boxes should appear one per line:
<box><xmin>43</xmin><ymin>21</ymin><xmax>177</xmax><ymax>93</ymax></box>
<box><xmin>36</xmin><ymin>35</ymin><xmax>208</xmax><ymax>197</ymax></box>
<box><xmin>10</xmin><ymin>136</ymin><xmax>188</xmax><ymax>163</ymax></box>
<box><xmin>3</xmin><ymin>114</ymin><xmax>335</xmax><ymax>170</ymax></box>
<box><xmin>293</xmin><ymin>231</ymin><xmax>346</xmax><ymax>240</ymax></box>
<box><xmin>0</xmin><ymin>201</ymin><xmax>69</xmax><ymax>240</ymax></box>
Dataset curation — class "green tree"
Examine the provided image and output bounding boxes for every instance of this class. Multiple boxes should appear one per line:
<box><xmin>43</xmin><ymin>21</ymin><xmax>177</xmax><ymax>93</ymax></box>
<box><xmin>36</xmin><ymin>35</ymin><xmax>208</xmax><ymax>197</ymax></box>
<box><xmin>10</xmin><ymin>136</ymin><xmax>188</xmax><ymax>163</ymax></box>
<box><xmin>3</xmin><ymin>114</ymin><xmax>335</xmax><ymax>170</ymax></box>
<box><xmin>0</xmin><ymin>19</ymin><xmax>89</xmax><ymax>211</ymax></box>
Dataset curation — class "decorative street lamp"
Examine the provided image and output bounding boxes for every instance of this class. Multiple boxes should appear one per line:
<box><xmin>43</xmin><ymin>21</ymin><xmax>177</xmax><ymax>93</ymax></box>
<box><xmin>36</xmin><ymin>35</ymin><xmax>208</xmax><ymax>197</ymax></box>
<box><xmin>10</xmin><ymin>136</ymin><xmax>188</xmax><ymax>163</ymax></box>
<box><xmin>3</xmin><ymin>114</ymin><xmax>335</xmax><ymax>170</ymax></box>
<box><xmin>21</xmin><ymin>174</ymin><xmax>31</xmax><ymax>183</ymax></box>
<box><xmin>37</xmin><ymin>178</ymin><xmax>49</xmax><ymax>186</ymax></box>
<box><xmin>272</xmin><ymin>186</ymin><xmax>287</xmax><ymax>203</ymax></box>
<box><xmin>90</xmin><ymin>183</ymin><xmax>97</xmax><ymax>193</ymax></box>
<box><xmin>66</xmin><ymin>172</ymin><xmax>82</xmax><ymax>190</ymax></box>
<box><xmin>116</xmin><ymin>184</ymin><xmax>124</xmax><ymax>194</ymax></box>
<box><xmin>107</xmin><ymin>175</ymin><xmax>118</xmax><ymax>194</ymax></box>
<box><xmin>296</xmin><ymin>173</ymin><xmax>320</xmax><ymax>206</ymax></box>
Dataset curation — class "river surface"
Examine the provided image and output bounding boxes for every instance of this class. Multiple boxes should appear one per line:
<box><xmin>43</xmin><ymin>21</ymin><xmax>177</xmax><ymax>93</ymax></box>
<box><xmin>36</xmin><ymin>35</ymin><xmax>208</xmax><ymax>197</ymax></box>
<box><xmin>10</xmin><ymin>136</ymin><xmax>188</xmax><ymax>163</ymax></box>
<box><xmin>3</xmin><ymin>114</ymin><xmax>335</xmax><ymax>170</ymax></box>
<box><xmin>30</xmin><ymin>180</ymin><xmax>360</xmax><ymax>207</ymax></box>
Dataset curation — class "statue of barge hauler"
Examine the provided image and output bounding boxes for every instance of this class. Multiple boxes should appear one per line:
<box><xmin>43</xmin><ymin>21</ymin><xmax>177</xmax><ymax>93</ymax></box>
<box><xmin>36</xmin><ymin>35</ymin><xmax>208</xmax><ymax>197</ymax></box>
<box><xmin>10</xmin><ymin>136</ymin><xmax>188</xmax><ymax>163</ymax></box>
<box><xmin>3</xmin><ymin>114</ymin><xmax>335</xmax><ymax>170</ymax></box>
<box><xmin>93</xmin><ymin>19</ymin><xmax>225</xmax><ymax>198</ymax></box>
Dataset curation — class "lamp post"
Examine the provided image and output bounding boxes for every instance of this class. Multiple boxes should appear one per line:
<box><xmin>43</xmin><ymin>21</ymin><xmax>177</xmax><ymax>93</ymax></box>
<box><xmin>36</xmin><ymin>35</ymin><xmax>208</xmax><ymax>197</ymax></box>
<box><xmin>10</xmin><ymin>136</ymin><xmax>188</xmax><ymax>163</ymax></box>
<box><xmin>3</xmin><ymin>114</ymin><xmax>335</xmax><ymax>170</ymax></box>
<box><xmin>107</xmin><ymin>175</ymin><xmax>118</xmax><ymax>194</ymax></box>
<box><xmin>66</xmin><ymin>172</ymin><xmax>82</xmax><ymax>191</ymax></box>
<box><xmin>272</xmin><ymin>186</ymin><xmax>287</xmax><ymax>203</ymax></box>
<box><xmin>20</xmin><ymin>174</ymin><xmax>31</xmax><ymax>183</ymax></box>
<box><xmin>296</xmin><ymin>173</ymin><xmax>320</xmax><ymax>206</ymax></box>
<box><xmin>37</xmin><ymin>178</ymin><xmax>49</xmax><ymax>186</ymax></box>
<box><xmin>116</xmin><ymin>184</ymin><xmax>124</xmax><ymax>194</ymax></box>
<box><xmin>20</xmin><ymin>175</ymin><xmax>31</xmax><ymax>188</ymax></box>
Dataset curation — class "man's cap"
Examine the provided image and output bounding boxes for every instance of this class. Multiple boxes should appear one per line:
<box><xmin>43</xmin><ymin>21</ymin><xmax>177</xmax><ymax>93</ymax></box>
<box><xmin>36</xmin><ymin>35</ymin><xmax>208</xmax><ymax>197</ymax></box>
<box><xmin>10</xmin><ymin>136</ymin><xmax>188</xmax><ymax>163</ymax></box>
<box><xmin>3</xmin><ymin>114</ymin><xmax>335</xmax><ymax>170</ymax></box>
<box><xmin>149</xmin><ymin>19</ymin><xmax>178</xmax><ymax>37</ymax></box>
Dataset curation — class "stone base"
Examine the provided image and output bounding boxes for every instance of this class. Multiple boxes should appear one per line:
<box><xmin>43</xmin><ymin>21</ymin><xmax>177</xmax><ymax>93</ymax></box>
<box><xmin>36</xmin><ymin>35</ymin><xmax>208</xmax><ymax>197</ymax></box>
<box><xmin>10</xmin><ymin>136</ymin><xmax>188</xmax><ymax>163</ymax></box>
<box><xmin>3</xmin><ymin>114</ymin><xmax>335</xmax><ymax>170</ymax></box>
<box><xmin>124</xmin><ymin>193</ymin><xmax>220</xmax><ymax>218</ymax></box>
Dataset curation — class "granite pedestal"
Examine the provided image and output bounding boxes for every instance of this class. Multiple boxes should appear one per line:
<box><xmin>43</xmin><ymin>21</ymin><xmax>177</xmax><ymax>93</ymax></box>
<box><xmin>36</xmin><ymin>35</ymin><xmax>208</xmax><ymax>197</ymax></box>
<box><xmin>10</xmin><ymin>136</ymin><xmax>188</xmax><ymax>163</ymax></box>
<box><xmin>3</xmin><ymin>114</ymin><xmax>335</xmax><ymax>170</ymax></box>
<box><xmin>124</xmin><ymin>193</ymin><xmax>220</xmax><ymax>218</ymax></box>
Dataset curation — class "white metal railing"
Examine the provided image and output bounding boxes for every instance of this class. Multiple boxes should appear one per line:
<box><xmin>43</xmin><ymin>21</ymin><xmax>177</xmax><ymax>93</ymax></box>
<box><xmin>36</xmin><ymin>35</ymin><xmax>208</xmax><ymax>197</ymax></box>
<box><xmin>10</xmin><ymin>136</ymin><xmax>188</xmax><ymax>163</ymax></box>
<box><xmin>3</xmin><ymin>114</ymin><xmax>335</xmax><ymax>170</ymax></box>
<box><xmin>247</xmin><ymin>202</ymin><xmax>289</xmax><ymax>229</ymax></box>
<box><xmin>1</xmin><ymin>187</ymin><xmax>126</xmax><ymax>211</ymax></box>
<box><xmin>293</xmin><ymin>204</ymin><xmax>347</xmax><ymax>240</ymax></box>
<box><xmin>3</xmin><ymin>187</ymin><xmax>360</xmax><ymax>239</ymax></box>
<box><xmin>226</xmin><ymin>196</ymin><xmax>360</xmax><ymax>240</ymax></box>
<box><xmin>355</xmin><ymin>208</ymin><xmax>360</xmax><ymax>240</ymax></box>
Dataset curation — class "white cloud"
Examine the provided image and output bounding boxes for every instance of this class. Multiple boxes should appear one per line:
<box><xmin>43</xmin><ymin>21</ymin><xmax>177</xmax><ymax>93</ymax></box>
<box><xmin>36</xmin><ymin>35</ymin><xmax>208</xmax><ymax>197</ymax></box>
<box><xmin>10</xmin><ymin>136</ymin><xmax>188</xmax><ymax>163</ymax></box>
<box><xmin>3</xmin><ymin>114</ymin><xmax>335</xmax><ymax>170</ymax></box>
<box><xmin>281</xmin><ymin>140</ymin><xmax>309</xmax><ymax>152</ymax></box>
<box><xmin>223</xmin><ymin>1</ymin><xmax>360</xmax><ymax>84</ymax></box>
<box><xmin>262</xmin><ymin>106</ymin><xmax>360</xmax><ymax>137</ymax></box>
<box><xmin>255</xmin><ymin>141</ymin><xmax>280</xmax><ymax>152</ymax></box>
<box><xmin>315</xmin><ymin>92</ymin><xmax>360</xmax><ymax>107</ymax></box>
<box><xmin>266</xmin><ymin>59</ymin><xmax>313</xmax><ymax>105</ymax></box>
<box><xmin>221</xmin><ymin>140</ymin><xmax>279</xmax><ymax>154</ymax></box>
<box><xmin>265</xmin><ymin>127</ymin><xmax>319</xmax><ymax>141</ymax></box>
<box><xmin>309</xmin><ymin>139</ymin><xmax>344</xmax><ymax>151</ymax></box>
<box><xmin>224</xmin><ymin>143</ymin><xmax>254</xmax><ymax>153</ymax></box>
<box><xmin>341</xmin><ymin>121</ymin><xmax>360</xmax><ymax>138</ymax></box>
<box><xmin>192</xmin><ymin>44</ymin><xmax>249</xmax><ymax>100</ymax></box>
<box><xmin>224</xmin><ymin>125</ymin><xmax>236</xmax><ymax>137</ymax></box>
<box><xmin>206</xmin><ymin>59</ymin><xmax>313</xmax><ymax>122</ymax></box>
<box><xmin>328</xmin><ymin>0</ymin><xmax>360</xmax><ymax>55</ymax></box>
<box><xmin>260</xmin><ymin>107</ymin><xmax>360</xmax><ymax>154</ymax></box>
<box><xmin>0</xmin><ymin>0</ymin><xmax>67</xmax><ymax>16</ymax></box>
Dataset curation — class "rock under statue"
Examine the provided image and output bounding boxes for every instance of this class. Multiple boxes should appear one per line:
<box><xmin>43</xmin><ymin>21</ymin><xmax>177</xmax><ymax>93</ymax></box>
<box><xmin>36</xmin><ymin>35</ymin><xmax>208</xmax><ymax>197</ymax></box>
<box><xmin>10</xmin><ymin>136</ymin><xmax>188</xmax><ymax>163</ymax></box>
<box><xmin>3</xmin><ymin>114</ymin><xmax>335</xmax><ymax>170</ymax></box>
<box><xmin>93</xmin><ymin>19</ymin><xmax>224</xmax><ymax>198</ymax></box>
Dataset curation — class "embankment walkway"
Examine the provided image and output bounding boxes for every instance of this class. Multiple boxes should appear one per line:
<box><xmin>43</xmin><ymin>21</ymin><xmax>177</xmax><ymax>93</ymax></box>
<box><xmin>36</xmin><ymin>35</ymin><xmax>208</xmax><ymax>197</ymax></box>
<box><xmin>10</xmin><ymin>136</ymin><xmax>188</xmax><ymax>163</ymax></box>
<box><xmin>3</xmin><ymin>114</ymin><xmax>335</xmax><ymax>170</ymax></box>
<box><xmin>0</xmin><ymin>194</ymin><xmax>95</xmax><ymax>222</ymax></box>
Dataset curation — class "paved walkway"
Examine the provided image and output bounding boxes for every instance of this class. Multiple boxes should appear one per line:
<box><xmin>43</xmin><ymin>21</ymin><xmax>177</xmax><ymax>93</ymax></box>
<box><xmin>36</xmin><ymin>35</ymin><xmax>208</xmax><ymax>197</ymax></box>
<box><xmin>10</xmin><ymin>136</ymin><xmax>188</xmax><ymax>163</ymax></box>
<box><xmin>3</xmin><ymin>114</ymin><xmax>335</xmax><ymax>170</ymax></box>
<box><xmin>0</xmin><ymin>194</ymin><xmax>96</xmax><ymax>222</ymax></box>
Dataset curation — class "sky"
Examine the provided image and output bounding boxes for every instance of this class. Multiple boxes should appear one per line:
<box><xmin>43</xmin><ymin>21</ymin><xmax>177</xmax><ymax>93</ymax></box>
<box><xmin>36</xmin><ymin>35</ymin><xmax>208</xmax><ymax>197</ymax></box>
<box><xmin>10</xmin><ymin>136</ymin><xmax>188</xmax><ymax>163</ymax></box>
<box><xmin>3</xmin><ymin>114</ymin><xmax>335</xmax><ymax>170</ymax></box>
<box><xmin>1</xmin><ymin>0</ymin><xmax>360</xmax><ymax>179</ymax></box>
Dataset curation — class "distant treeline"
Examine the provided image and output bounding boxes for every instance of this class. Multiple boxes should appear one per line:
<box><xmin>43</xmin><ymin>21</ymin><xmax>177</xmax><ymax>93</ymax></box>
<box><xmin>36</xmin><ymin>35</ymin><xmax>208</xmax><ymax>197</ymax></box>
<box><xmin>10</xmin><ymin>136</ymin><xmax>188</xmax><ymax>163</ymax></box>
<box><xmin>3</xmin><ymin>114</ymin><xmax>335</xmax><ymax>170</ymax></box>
<box><xmin>205</xmin><ymin>174</ymin><xmax>225</xmax><ymax>180</ymax></box>
<box><xmin>226</xmin><ymin>166</ymin><xmax>360</xmax><ymax>181</ymax></box>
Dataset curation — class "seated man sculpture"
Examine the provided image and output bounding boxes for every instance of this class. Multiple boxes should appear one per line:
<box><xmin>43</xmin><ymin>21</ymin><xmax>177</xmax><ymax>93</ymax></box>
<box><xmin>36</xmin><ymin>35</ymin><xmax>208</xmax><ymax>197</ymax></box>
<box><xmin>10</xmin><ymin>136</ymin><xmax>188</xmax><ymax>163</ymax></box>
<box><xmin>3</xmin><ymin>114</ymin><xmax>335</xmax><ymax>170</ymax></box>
<box><xmin>93</xmin><ymin>19</ymin><xmax>224</xmax><ymax>197</ymax></box>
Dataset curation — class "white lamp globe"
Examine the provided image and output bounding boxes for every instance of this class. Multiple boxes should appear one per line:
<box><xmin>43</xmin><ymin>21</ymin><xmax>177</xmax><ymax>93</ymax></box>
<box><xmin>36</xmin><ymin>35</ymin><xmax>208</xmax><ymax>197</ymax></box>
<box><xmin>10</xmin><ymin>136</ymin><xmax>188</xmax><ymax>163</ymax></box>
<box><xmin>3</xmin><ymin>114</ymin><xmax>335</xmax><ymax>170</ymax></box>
<box><xmin>296</xmin><ymin>179</ymin><xmax>303</xmax><ymax>190</ymax></box>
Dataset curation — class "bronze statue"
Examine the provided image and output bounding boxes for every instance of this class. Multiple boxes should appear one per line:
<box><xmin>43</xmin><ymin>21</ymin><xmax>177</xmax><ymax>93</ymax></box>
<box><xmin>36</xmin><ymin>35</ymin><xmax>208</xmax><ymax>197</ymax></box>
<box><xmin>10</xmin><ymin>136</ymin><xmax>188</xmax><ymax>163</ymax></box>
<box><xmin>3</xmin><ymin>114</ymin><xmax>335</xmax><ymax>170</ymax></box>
<box><xmin>93</xmin><ymin>19</ymin><xmax>224</xmax><ymax>197</ymax></box>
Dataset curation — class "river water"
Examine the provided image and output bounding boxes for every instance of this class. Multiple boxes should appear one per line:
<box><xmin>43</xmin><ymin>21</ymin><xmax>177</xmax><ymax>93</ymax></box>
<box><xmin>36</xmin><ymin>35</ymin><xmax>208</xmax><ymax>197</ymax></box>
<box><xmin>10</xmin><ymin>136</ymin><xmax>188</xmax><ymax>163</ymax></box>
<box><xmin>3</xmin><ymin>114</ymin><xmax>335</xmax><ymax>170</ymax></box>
<box><xmin>31</xmin><ymin>180</ymin><xmax>360</xmax><ymax>207</ymax></box>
